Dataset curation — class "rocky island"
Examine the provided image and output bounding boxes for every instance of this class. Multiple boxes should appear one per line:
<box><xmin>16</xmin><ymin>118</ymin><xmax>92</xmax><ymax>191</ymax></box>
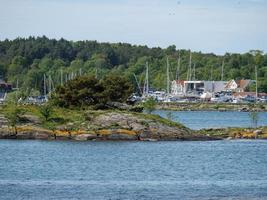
<box><xmin>0</xmin><ymin>106</ymin><xmax>216</xmax><ymax>141</ymax></box>
<box><xmin>1</xmin><ymin>105</ymin><xmax>267</xmax><ymax>141</ymax></box>
<box><xmin>1</xmin><ymin>74</ymin><xmax>266</xmax><ymax>141</ymax></box>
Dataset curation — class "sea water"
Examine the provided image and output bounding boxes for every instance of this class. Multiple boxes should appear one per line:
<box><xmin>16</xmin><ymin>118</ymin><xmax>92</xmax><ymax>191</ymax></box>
<box><xmin>0</xmin><ymin>140</ymin><xmax>267</xmax><ymax>199</ymax></box>
<box><xmin>153</xmin><ymin>110</ymin><xmax>267</xmax><ymax>130</ymax></box>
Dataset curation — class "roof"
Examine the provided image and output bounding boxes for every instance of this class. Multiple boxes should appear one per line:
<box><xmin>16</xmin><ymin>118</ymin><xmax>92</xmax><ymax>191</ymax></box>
<box><xmin>225</xmin><ymin>79</ymin><xmax>252</xmax><ymax>89</ymax></box>
<box><xmin>236</xmin><ymin>80</ymin><xmax>251</xmax><ymax>89</ymax></box>
<box><xmin>175</xmin><ymin>80</ymin><xmax>185</xmax><ymax>85</ymax></box>
<box><xmin>225</xmin><ymin>79</ymin><xmax>235</xmax><ymax>89</ymax></box>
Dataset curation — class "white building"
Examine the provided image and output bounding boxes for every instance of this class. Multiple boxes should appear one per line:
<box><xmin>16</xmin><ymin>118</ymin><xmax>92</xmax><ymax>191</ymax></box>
<box><xmin>171</xmin><ymin>80</ymin><xmax>228</xmax><ymax>96</ymax></box>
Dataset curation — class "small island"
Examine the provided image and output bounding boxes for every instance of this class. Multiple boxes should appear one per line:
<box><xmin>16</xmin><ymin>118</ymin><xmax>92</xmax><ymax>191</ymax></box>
<box><xmin>0</xmin><ymin>106</ymin><xmax>209</xmax><ymax>141</ymax></box>
<box><xmin>1</xmin><ymin>74</ymin><xmax>267</xmax><ymax>141</ymax></box>
<box><xmin>1</xmin><ymin>104</ymin><xmax>267</xmax><ymax>141</ymax></box>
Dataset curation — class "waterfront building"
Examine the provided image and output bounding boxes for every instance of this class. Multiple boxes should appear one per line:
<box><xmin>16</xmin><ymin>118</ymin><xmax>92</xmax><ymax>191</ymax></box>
<box><xmin>171</xmin><ymin>80</ymin><xmax>227</xmax><ymax>96</ymax></box>
<box><xmin>224</xmin><ymin>79</ymin><xmax>254</xmax><ymax>92</ymax></box>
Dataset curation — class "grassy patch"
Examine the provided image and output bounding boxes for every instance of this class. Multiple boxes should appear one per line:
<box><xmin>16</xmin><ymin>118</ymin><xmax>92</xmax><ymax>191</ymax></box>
<box><xmin>136</xmin><ymin>112</ymin><xmax>187</xmax><ymax>129</ymax></box>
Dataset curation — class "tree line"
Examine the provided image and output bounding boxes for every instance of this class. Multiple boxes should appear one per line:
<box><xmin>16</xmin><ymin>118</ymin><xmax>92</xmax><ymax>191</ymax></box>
<box><xmin>0</xmin><ymin>36</ymin><xmax>267</xmax><ymax>93</ymax></box>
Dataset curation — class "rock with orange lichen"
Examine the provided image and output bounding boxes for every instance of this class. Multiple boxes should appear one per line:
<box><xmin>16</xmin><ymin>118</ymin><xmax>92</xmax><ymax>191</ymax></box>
<box><xmin>0</xmin><ymin>111</ymin><xmax>225</xmax><ymax>141</ymax></box>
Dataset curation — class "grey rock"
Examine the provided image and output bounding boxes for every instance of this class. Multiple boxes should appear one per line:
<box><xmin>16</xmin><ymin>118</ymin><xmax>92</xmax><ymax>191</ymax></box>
<box><xmin>107</xmin><ymin>133</ymin><xmax>137</xmax><ymax>140</ymax></box>
<box><xmin>130</xmin><ymin>122</ymin><xmax>146</xmax><ymax>132</ymax></box>
<box><xmin>23</xmin><ymin>115</ymin><xmax>41</xmax><ymax>124</ymax></box>
<box><xmin>74</xmin><ymin>134</ymin><xmax>97</xmax><ymax>141</ymax></box>
<box><xmin>55</xmin><ymin>136</ymin><xmax>70</xmax><ymax>140</ymax></box>
<box><xmin>139</xmin><ymin>130</ymin><xmax>152</xmax><ymax>139</ymax></box>
<box><xmin>106</xmin><ymin>102</ymin><xmax>132</xmax><ymax>110</ymax></box>
<box><xmin>0</xmin><ymin>116</ymin><xmax>8</xmax><ymax>128</ymax></box>
<box><xmin>34</xmin><ymin>131</ymin><xmax>50</xmax><ymax>140</ymax></box>
<box><xmin>16</xmin><ymin>131</ymin><xmax>34</xmax><ymax>139</ymax></box>
<box><xmin>253</xmin><ymin>130</ymin><xmax>262</xmax><ymax>135</ymax></box>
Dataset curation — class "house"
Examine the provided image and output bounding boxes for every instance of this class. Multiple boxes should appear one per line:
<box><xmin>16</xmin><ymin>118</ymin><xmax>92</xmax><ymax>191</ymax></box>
<box><xmin>225</xmin><ymin>79</ymin><xmax>254</xmax><ymax>92</ymax></box>
<box><xmin>171</xmin><ymin>80</ymin><xmax>185</xmax><ymax>95</ymax></box>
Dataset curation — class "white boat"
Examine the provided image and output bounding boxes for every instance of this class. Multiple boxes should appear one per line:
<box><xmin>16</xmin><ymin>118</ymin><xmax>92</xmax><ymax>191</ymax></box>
<box><xmin>200</xmin><ymin>92</ymin><xmax>212</xmax><ymax>100</ymax></box>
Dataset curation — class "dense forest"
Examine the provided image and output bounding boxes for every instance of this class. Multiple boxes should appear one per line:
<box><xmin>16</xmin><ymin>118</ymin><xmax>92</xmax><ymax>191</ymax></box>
<box><xmin>0</xmin><ymin>36</ymin><xmax>266</xmax><ymax>94</ymax></box>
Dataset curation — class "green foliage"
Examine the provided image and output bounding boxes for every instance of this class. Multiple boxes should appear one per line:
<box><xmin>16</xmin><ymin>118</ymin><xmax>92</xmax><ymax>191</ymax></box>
<box><xmin>1</xmin><ymin>37</ymin><xmax>267</xmax><ymax>93</ymax></box>
<box><xmin>142</xmin><ymin>98</ymin><xmax>156</xmax><ymax>114</ymax></box>
<box><xmin>52</xmin><ymin>75</ymin><xmax>102</xmax><ymax>107</ymax></box>
<box><xmin>139</xmin><ymin>112</ymin><xmax>186</xmax><ymax>129</ymax></box>
<box><xmin>3</xmin><ymin>103</ymin><xmax>24</xmax><ymax>134</ymax></box>
<box><xmin>100</xmin><ymin>74</ymin><xmax>133</xmax><ymax>103</ymax></box>
<box><xmin>39</xmin><ymin>104</ymin><xmax>53</xmax><ymax>121</ymax></box>
<box><xmin>52</xmin><ymin>74</ymin><xmax>133</xmax><ymax>108</ymax></box>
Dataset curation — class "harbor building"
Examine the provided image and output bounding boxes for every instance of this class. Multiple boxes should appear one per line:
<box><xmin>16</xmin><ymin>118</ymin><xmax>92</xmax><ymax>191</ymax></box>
<box><xmin>171</xmin><ymin>80</ymin><xmax>227</xmax><ymax>96</ymax></box>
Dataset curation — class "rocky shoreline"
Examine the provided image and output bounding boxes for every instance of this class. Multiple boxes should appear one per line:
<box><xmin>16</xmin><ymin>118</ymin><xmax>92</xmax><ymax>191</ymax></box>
<box><xmin>198</xmin><ymin>127</ymin><xmax>267</xmax><ymax>140</ymax></box>
<box><xmin>1</xmin><ymin>107</ymin><xmax>267</xmax><ymax>141</ymax></box>
<box><xmin>156</xmin><ymin>102</ymin><xmax>267</xmax><ymax>112</ymax></box>
<box><xmin>0</xmin><ymin>110</ymin><xmax>217</xmax><ymax>141</ymax></box>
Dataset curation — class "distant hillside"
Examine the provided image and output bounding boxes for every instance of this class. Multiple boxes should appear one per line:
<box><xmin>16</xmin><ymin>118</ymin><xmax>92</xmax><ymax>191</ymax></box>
<box><xmin>0</xmin><ymin>36</ymin><xmax>266</xmax><ymax>93</ymax></box>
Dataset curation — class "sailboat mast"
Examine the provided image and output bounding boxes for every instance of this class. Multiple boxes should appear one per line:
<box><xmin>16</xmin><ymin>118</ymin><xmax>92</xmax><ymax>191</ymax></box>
<box><xmin>210</xmin><ymin>66</ymin><xmax>213</xmax><ymax>81</ymax></box>
<box><xmin>146</xmin><ymin>62</ymin><xmax>149</xmax><ymax>95</ymax></box>
<box><xmin>187</xmin><ymin>51</ymin><xmax>192</xmax><ymax>81</ymax></box>
<box><xmin>133</xmin><ymin>73</ymin><xmax>142</xmax><ymax>95</ymax></box>
<box><xmin>143</xmin><ymin>62</ymin><xmax>149</xmax><ymax>95</ymax></box>
<box><xmin>166</xmin><ymin>57</ymin><xmax>170</xmax><ymax>95</ymax></box>
<box><xmin>95</xmin><ymin>68</ymin><xmax>98</xmax><ymax>79</ymax></box>
<box><xmin>255</xmin><ymin>65</ymin><xmax>258</xmax><ymax>102</ymax></box>
<box><xmin>48</xmin><ymin>75</ymin><xmax>52</xmax><ymax>94</ymax></box>
<box><xmin>43</xmin><ymin>74</ymin><xmax>46</xmax><ymax>96</ymax></box>
<box><xmin>193</xmin><ymin>63</ymin><xmax>196</xmax><ymax>81</ymax></box>
<box><xmin>71</xmin><ymin>72</ymin><xmax>74</xmax><ymax>80</ymax></box>
<box><xmin>176</xmin><ymin>52</ymin><xmax>181</xmax><ymax>80</ymax></box>
<box><xmin>60</xmin><ymin>69</ymin><xmax>63</xmax><ymax>86</ymax></box>
<box><xmin>221</xmin><ymin>58</ymin><xmax>224</xmax><ymax>81</ymax></box>
<box><xmin>185</xmin><ymin>50</ymin><xmax>192</xmax><ymax>95</ymax></box>
<box><xmin>16</xmin><ymin>79</ymin><xmax>19</xmax><ymax>101</ymax></box>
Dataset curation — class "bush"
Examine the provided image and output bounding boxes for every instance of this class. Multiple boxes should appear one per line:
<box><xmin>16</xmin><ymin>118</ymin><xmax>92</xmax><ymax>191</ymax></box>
<box><xmin>143</xmin><ymin>98</ymin><xmax>156</xmax><ymax>114</ymax></box>
<box><xmin>4</xmin><ymin>103</ymin><xmax>24</xmax><ymax>134</ymax></box>
<box><xmin>52</xmin><ymin>74</ymin><xmax>133</xmax><ymax>108</ymax></box>
<box><xmin>39</xmin><ymin>104</ymin><xmax>53</xmax><ymax>121</ymax></box>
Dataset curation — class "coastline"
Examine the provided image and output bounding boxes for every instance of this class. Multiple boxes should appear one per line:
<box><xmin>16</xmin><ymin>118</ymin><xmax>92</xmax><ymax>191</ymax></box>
<box><xmin>1</xmin><ymin>105</ymin><xmax>267</xmax><ymax>141</ymax></box>
<box><xmin>0</xmin><ymin>107</ymin><xmax>213</xmax><ymax>141</ymax></box>
<box><xmin>1</xmin><ymin>125</ymin><xmax>266</xmax><ymax>141</ymax></box>
<box><xmin>156</xmin><ymin>102</ymin><xmax>267</xmax><ymax>112</ymax></box>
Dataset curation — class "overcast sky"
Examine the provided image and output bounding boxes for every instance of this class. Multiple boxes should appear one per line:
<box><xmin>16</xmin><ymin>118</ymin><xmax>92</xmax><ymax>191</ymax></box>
<box><xmin>0</xmin><ymin>0</ymin><xmax>266</xmax><ymax>54</ymax></box>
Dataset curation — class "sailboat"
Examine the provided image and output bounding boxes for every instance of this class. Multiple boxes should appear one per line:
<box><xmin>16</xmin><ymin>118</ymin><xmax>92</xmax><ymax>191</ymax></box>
<box><xmin>43</xmin><ymin>74</ymin><xmax>54</xmax><ymax>102</ymax></box>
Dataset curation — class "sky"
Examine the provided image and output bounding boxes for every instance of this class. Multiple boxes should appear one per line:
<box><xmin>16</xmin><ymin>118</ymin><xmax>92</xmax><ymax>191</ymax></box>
<box><xmin>0</xmin><ymin>0</ymin><xmax>266</xmax><ymax>55</ymax></box>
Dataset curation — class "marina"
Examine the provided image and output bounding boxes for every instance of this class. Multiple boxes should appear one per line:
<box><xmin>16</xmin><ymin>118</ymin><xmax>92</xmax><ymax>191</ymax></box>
<box><xmin>131</xmin><ymin>56</ymin><xmax>267</xmax><ymax>104</ymax></box>
<box><xmin>1</xmin><ymin>0</ymin><xmax>267</xmax><ymax>199</ymax></box>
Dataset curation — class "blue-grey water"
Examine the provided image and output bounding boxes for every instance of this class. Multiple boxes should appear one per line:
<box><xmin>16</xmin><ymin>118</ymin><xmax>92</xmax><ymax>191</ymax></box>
<box><xmin>1</xmin><ymin>140</ymin><xmax>267</xmax><ymax>200</ymax></box>
<box><xmin>153</xmin><ymin>110</ymin><xmax>267</xmax><ymax>130</ymax></box>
